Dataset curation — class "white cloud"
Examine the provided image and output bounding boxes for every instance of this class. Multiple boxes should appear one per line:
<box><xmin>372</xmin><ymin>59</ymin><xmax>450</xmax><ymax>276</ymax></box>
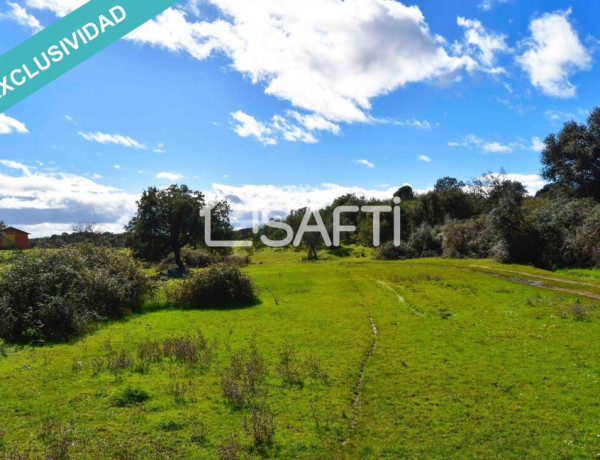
<box><xmin>207</xmin><ymin>182</ymin><xmax>401</xmax><ymax>227</ymax></box>
<box><xmin>113</xmin><ymin>164</ymin><xmax>120</xmax><ymax>169</ymax></box>
<box><xmin>530</xmin><ymin>136</ymin><xmax>545</xmax><ymax>152</ymax></box>
<box><xmin>483</xmin><ymin>141</ymin><xmax>513</xmax><ymax>153</ymax></box>
<box><xmin>28</xmin><ymin>1</ymin><xmax>473</xmax><ymax>124</ymax></box>
<box><xmin>154</xmin><ymin>142</ymin><xmax>167</xmax><ymax>153</ymax></box>
<box><xmin>353</xmin><ymin>159</ymin><xmax>375</xmax><ymax>169</ymax></box>
<box><xmin>449</xmin><ymin>134</ymin><xmax>522</xmax><ymax>153</ymax></box>
<box><xmin>417</xmin><ymin>155</ymin><xmax>431</xmax><ymax>162</ymax></box>
<box><xmin>79</xmin><ymin>131</ymin><xmax>146</xmax><ymax>149</ymax></box>
<box><xmin>0</xmin><ymin>114</ymin><xmax>28</xmax><ymax>135</ymax></box>
<box><xmin>457</xmin><ymin>17</ymin><xmax>508</xmax><ymax>72</ymax></box>
<box><xmin>230</xmin><ymin>111</ymin><xmax>277</xmax><ymax>146</ymax></box>
<box><xmin>230</xmin><ymin>110</ymin><xmax>340</xmax><ymax>145</ymax></box>
<box><xmin>65</xmin><ymin>115</ymin><xmax>74</xmax><ymax>123</ymax></box>
<box><xmin>478</xmin><ymin>0</ymin><xmax>509</xmax><ymax>11</ymax></box>
<box><xmin>156</xmin><ymin>172</ymin><xmax>183</xmax><ymax>181</ymax></box>
<box><xmin>0</xmin><ymin>159</ymin><xmax>32</xmax><ymax>176</ymax></box>
<box><xmin>24</xmin><ymin>0</ymin><xmax>82</xmax><ymax>16</ymax></box>
<box><xmin>0</xmin><ymin>1</ymin><xmax>42</xmax><ymax>32</ymax></box>
<box><xmin>517</xmin><ymin>9</ymin><xmax>592</xmax><ymax>98</ymax></box>
<box><xmin>478</xmin><ymin>172</ymin><xmax>547</xmax><ymax>195</ymax></box>
<box><xmin>0</xmin><ymin>165</ymin><xmax>137</xmax><ymax>237</ymax></box>
<box><xmin>395</xmin><ymin>119</ymin><xmax>432</xmax><ymax>129</ymax></box>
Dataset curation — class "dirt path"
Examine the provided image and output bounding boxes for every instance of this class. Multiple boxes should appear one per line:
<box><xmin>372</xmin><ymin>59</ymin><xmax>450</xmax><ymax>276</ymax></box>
<box><xmin>468</xmin><ymin>264</ymin><xmax>600</xmax><ymax>288</ymax></box>
<box><xmin>414</xmin><ymin>262</ymin><xmax>600</xmax><ymax>301</ymax></box>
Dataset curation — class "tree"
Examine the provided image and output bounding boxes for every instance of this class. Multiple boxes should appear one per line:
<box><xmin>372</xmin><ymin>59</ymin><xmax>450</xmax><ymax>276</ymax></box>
<box><xmin>434</xmin><ymin>177</ymin><xmax>465</xmax><ymax>192</ymax></box>
<box><xmin>126</xmin><ymin>185</ymin><xmax>205</xmax><ymax>272</ymax></box>
<box><xmin>541</xmin><ymin>107</ymin><xmax>600</xmax><ymax>200</ymax></box>
<box><xmin>394</xmin><ymin>185</ymin><xmax>414</xmax><ymax>201</ymax></box>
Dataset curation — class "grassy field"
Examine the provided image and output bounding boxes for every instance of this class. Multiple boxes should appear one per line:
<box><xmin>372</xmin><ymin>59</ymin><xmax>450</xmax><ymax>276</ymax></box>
<box><xmin>1</xmin><ymin>250</ymin><xmax>600</xmax><ymax>458</ymax></box>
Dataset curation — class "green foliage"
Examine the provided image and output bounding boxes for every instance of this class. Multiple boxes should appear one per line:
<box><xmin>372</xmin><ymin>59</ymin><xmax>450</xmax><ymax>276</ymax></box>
<box><xmin>126</xmin><ymin>185</ymin><xmax>233</xmax><ymax>272</ymax></box>
<box><xmin>158</xmin><ymin>247</ymin><xmax>250</xmax><ymax>271</ymax></box>
<box><xmin>112</xmin><ymin>386</ymin><xmax>150</xmax><ymax>407</ymax></box>
<box><xmin>173</xmin><ymin>264</ymin><xmax>258</xmax><ymax>308</ymax></box>
<box><xmin>0</xmin><ymin>244</ymin><xmax>150</xmax><ymax>342</ymax></box>
<box><xmin>541</xmin><ymin>107</ymin><xmax>600</xmax><ymax>200</ymax></box>
<box><xmin>441</xmin><ymin>217</ymin><xmax>494</xmax><ymax>259</ymax></box>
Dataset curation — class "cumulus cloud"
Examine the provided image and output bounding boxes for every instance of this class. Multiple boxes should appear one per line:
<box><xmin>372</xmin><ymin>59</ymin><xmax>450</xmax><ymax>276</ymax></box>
<box><xmin>230</xmin><ymin>110</ymin><xmax>340</xmax><ymax>145</ymax></box>
<box><xmin>0</xmin><ymin>114</ymin><xmax>29</xmax><ymax>135</ymax></box>
<box><xmin>517</xmin><ymin>9</ymin><xmax>592</xmax><ymax>98</ymax></box>
<box><xmin>156</xmin><ymin>172</ymin><xmax>183</xmax><ymax>181</ymax></box>
<box><xmin>0</xmin><ymin>1</ymin><xmax>42</xmax><ymax>32</ymax></box>
<box><xmin>79</xmin><ymin>131</ymin><xmax>147</xmax><ymax>149</ymax></box>
<box><xmin>456</xmin><ymin>17</ymin><xmax>509</xmax><ymax>72</ymax></box>
<box><xmin>24</xmin><ymin>0</ymin><xmax>474</xmax><ymax>125</ymax></box>
<box><xmin>0</xmin><ymin>165</ymin><xmax>137</xmax><ymax>237</ymax></box>
<box><xmin>530</xmin><ymin>137</ymin><xmax>545</xmax><ymax>152</ymax></box>
<box><xmin>230</xmin><ymin>111</ymin><xmax>277</xmax><ymax>146</ymax></box>
<box><xmin>417</xmin><ymin>155</ymin><xmax>431</xmax><ymax>162</ymax></box>
<box><xmin>353</xmin><ymin>159</ymin><xmax>375</xmax><ymax>169</ymax></box>
<box><xmin>0</xmin><ymin>159</ymin><xmax>32</xmax><ymax>176</ymax></box>
<box><xmin>478</xmin><ymin>172</ymin><xmax>547</xmax><ymax>195</ymax></box>
<box><xmin>206</xmin><ymin>182</ymin><xmax>401</xmax><ymax>227</ymax></box>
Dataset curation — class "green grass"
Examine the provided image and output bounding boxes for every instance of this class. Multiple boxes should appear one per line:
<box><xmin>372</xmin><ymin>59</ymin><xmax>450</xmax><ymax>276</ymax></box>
<box><xmin>1</xmin><ymin>251</ymin><xmax>600</xmax><ymax>458</ymax></box>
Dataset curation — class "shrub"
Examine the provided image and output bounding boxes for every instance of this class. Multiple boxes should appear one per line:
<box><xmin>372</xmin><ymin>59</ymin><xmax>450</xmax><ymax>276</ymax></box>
<box><xmin>571</xmin><ymin>206</ymin><xmax>600</xmax><ymax>267</ymax></box>
<box><xmin>408</xmin><ymin>224</ymin><xmax>443</xmax><ymax>258</ymax></box>
<box><xmin>377</xmin><ymin>241</ymin><xmax>415</xmax><ymax>260</ymax></box>
<box><xmin>244</xmin><ymin>403</ymin><xmax>276</xmax><ymax>448</ymax></box>
<box><xmin>442</xmin><ymin>217</ymin><xmax>494</xmax><ymax>259</ymax></box>
<box><xmin>113</xmin><ymin>386</ymin><xmax>150</xmax><ymax>407</ymax></box>
<box><xmin>0</xmin><ymin>245</ymin><xmax>151</xmax><ymax>342</ymax></box>
<box><xmin>174</xmin><ymin>264</ymin><xmax>258</xmax><ymax>308</ymax></box>
<box><xmin>221</xmin><ymin>340</ymin><xmax>268</xmax><ymax>408</ymax></box>
<box><xmin>159</xmin><ymin>248</ymin><xmax>216</xmax><ymax>270</ymax></box>
<box><xmin>276</xmin><ymin>342</ymin><xmax>303</xmax><ymax>386</ymax></box>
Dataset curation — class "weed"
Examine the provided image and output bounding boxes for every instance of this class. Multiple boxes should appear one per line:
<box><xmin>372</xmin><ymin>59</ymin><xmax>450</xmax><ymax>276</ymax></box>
<box><xmin>91</xmin><ymin>356</ymin><xmax>104</xmax><ymax>376</ymax></box>
<box><xmin>216</xmin><ymin>432</ymin><xmax>245</xmax><ymax>460</ymax></box>
<box><xmin>112</xmin><ymin>386</ymin><xmax>150</xmax><ymax>407</ymax></box>
<box><xmin>39</xmin><ymin>418</ymin><xmax>75</xmax><ymax>460</ymax></box>
<box><xmin>107</xmin><ymin>350</ymin><xmax>134</xmax><ymax>378</ymax></box>
<box><xmin>190</xmin><ymin>418</ymin><xmax>210</xmax><ymax>446</ymax></box>
<box><xmin>244</xmin><ymin>403</ymin><xmax>276</xmax><ymax>449</ymax></box>
<box><xmin>303</xmin><ymin>354</ymin><xmax>329</xmax><ymax>384</ymax></box>
<box><xmin>158</xmin><ymin>420</ymin><xmax>183</xmax><ymax>432</ymax></box>
<box><xmin>167</xmin><ymin>378</ymin><xmax>196</xmax><ymax>404</ymax></box>
<box><xmin>558</xmin><ymin>299</ymin><xmax>593</xmax><ymax>321</ymax></box>
<box><xmin>276</xmin><ymin>342</ymin><xmax>303</xmax><ymax>386</ymax></box>
<box><xmin>221</xmin><ymin>339</ymin><xmax>268</xmax><ymax>408</ymax></box>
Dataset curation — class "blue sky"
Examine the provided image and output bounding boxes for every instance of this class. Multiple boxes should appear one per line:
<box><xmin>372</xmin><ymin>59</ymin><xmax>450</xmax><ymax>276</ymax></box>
<box><xmin>0</xmin><ymin>0</ymin><xmax>598</xmax><ymax>236</ymax></box>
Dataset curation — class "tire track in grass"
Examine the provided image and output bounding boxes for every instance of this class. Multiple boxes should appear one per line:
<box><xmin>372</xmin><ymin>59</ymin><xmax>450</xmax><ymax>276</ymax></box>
<box><xmin>344</xmin><ymin>274</ymin><xmax>379</xmax><ymax>442</ymax></box>
<box><xmin>373</xmin><ymin>279</ymin><xmax>425</xmax><ymax>316</ymax></box>
<box><xmin>406</xmin><ymin>262</ymin><xmax>600</xmax><ymax>301</ymax></box>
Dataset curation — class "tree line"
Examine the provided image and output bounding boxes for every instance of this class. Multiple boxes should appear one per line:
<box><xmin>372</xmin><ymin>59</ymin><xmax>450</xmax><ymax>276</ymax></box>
<box><xmin>16</xmin><ymin>106</ymin><xmax>600</xmax><ymax>271</ymax></box>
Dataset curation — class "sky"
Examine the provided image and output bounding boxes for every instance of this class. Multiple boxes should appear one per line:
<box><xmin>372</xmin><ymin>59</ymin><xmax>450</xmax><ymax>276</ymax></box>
<box><xmin>0</xmin><ymin>0</ymin><xmax>598</xmax><ymax>236</ymax></box>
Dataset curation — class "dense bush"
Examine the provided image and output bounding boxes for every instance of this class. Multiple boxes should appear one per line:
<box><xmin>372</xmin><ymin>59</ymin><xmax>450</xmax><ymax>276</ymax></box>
<box><xmin>377</xmin><ymin>241</ymin><xmax>415</xmax><ymax>260</ymax></box>
<box><xmin>529</xmin><ymin>198</ymin><xmax>598</xmax><ymax>268</ymax></box>
<box><xmin>0</xmin><ymin>245</ymin><xmax>150</xmax><ymax>342</ymax></box>
<box><xmin>173</xmin><ymin>264</ymin><xmax>258</xmax><ymax>308</ymax></box>
<box><xmin>408</xmin><ymin>224</ymin><xmax>443</xmax><ymax>258</ymax></box>
<box><xmin>442</xmin><ymin>217</ymin><xmax>494</xmax><ymax>259</ymax></box>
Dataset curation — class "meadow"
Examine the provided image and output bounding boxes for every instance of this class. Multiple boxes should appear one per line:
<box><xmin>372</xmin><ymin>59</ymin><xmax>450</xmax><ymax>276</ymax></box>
<box><xmin>1</xmin><ymin>249</ymin><xmax>600</xmax><ymax>458</ymax></box>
